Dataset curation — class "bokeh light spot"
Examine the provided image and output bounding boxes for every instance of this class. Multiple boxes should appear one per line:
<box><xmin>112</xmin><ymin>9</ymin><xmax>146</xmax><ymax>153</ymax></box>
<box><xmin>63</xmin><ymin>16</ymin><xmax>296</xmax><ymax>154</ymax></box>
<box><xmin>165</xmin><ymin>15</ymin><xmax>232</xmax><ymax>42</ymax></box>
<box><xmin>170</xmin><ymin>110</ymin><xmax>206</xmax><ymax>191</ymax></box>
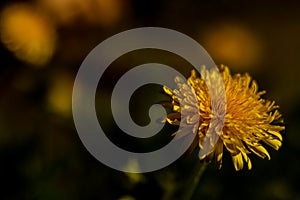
<box><xmin>0</xmin><ymin>3</ymin><xmax>56</xmax><ymax>67</ymax></box>
<box><xmin>200</xmin><ymin>22</ymin><xmax>263</xmax><ymax>70</ymax></box>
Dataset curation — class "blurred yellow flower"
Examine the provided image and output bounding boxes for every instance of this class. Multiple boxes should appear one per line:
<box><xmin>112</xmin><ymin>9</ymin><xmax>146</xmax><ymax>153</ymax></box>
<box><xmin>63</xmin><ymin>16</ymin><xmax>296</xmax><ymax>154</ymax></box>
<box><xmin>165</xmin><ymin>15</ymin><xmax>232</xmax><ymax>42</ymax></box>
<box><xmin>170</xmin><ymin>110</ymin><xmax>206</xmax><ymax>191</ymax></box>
<box><xmin>201</xmin><ymin>23</ymin><xmax>262</xmax><ymax>70</ymax></box>
<box><xmin>163</xmin><ymin>65</ymin><xmax>284</xmax><ymax>171</ymax></box>
<box><xmin>38</xmin><ymin>0</ymin><xmax>124</xmax><ymax>27</ymax></box>
<box><xmin>123</xmin><ymin>158</ymin><xmax>145</xmax><ymax>184</ymax></box>
<box><xmin>0</xmin><ymin>3</ymin><xmax>56</xmax><ymax>66</ymax></box>
<box><xmin>118</xmin><ymin>196</ymin><xmax>135</xmax><ymax>200</ymax></box>
<box><xmin>47</xmin><ymin>74</ymin><xmax>73</xmax><ymax>116</ymax></box>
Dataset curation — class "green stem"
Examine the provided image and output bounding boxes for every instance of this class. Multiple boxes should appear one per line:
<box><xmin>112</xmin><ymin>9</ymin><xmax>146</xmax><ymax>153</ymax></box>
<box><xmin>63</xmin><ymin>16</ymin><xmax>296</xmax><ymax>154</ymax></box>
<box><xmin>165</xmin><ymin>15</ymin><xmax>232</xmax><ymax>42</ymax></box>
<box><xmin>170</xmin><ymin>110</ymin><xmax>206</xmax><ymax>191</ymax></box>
<box><xmin>183</xmin><ymin>161</ymin><xmax>208</xmax><ymax>200</ymax></box>
<box><xmin>160</xmin><ymin>155</ymin><xmax>208</xmax><ymax>200</ymax></box>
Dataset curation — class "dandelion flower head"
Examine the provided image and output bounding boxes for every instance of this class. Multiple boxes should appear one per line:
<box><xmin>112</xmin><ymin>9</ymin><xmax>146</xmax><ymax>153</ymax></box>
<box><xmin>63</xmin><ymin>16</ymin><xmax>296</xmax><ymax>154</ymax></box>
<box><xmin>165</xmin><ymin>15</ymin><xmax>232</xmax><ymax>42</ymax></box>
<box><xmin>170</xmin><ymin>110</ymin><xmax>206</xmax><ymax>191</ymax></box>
<box><xmin>163</xmin><ymin>65</ymin><xmax>284</xmax><ymax>170</ymax></box>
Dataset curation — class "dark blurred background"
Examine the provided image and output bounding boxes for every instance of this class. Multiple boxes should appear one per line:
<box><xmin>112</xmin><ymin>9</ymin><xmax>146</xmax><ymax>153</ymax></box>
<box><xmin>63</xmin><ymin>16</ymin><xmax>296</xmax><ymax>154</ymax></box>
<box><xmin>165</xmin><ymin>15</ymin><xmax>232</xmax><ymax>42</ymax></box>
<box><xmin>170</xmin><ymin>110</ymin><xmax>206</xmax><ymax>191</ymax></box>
<box><xmin>0</xmin><ymin>0</ymin><xmax>299</xmax><ymax>199</ymax></box>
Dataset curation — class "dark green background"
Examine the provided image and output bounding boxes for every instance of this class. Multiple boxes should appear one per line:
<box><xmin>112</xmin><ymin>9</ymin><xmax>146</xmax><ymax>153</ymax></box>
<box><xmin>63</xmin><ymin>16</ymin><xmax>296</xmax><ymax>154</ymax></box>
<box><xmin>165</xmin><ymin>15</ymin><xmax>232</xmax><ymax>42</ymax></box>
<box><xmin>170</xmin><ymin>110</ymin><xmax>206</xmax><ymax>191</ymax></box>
<box><xmin>0</xmin><ymin>0</ymin><xmax>299</xmax><ymax>199</ymax></box>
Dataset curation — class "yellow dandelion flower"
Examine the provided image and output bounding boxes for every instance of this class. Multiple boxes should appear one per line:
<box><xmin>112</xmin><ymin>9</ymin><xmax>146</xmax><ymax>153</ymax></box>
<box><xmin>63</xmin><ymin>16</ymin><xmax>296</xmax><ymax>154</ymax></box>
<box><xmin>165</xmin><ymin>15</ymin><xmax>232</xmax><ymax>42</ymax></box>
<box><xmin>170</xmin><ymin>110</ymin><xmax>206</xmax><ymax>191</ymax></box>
<box><xmin>0</xmin><ymin>3</ymin><xmax>56</xmax><ymax>66</ymax></box>
<box><xmin>163</xmin><ymin>65</ymin><xmax>284</xmax><ymax>171</ymax></box>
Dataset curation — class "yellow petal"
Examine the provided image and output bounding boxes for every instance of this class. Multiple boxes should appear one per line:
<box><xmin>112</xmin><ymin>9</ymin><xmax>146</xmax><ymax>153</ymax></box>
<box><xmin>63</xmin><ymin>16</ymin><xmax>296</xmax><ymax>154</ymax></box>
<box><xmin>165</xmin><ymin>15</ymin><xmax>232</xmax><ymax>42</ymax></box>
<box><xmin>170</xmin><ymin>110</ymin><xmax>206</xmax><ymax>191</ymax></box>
<box><xmin>248</xmin><ymin>144</ymin><xmax>271</xmax><ymax>160</ymax></box>
<box><xmin>241</xmin><ymin>151</ymin><xmax>252</xmax><ymax>170</ymax></box>
<box><xmin>166</xmin><ymin>118</ymin><xmax>180</xmax><ymax>125</ymax></box>
<box><xmin>163</xmin><ymin>86</ymin><xmax>173</xmax><ymax>96</ymax></box>
<box><xmin>268</xmin><ymin>130</ymin><xmax>283</xmax><ymax>141</ymax></box>
<box><xmin>232</xmin><ymin>153</ymin><xmax>244</xmax><ymax>171</ymax></box>
<box><xmin>214</xmin><ymin>141</ymin><xmax>223</xmax><ymax>169</ymax></box>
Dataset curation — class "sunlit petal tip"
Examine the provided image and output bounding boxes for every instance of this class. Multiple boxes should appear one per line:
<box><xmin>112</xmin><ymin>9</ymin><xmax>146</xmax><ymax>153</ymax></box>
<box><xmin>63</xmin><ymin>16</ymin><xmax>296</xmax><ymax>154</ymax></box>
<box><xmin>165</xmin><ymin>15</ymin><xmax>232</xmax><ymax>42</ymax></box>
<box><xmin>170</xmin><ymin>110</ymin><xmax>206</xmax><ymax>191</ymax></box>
<box><xmin>163</xmin><ymin>86</ymin><xmax>173</xmax><ymax>96</ymax></box>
